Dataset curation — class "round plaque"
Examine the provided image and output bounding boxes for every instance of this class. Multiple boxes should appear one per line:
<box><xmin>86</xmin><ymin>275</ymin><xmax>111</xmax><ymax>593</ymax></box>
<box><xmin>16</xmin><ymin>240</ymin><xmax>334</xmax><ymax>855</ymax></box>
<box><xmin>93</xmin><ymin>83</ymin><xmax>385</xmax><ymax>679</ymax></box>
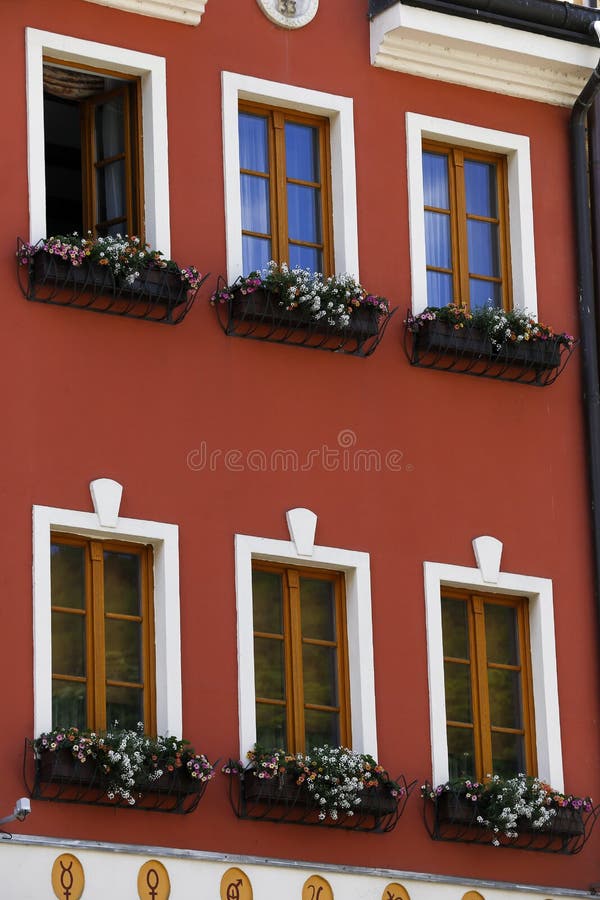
<box><xmin>256</xmin><ymin>0</ymin><xmax>318</xmax><ymax>29</ymax></box>
<box><xmin>220</xmin><ymin>867</ymin><xmax>253</xmax><ymax>900</ymax></box>
<box><xmin>137</xmin><ymin>860</ymin><xmax>170</xmax><ymax>900</ymax></box>
<box><xmin>382</xmin><ymin>885</ymin><xmax>411</xmax><ymax>900</ymax></box>
<box><xmin>51</xmin><ymin>854</ymin><xmax>85</xmax><ymax>900</ymax></box>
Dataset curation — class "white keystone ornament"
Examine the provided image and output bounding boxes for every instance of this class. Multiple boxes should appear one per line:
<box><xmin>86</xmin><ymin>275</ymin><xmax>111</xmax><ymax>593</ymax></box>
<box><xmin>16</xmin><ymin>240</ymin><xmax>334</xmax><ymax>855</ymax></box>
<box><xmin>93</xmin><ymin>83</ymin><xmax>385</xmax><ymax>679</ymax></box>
<box><xmin>256</xmin><ymin>0</ymin><xmax>318</xmax><ymax>28</ymax></box>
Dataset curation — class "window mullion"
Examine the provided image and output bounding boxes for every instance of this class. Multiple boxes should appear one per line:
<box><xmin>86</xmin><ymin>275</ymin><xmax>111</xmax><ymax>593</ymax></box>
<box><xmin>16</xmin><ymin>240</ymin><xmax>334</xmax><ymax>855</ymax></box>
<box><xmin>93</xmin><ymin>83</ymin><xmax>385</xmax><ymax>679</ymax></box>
<box><xmin>518</xmin><ymin>601</ymin><xmax>538</xmax><ymax>776</ymax></box>
<box><xmin>451</xmin><ymin>148</ymin><xmax>469</xmax><ymax>308</ymax></box>
<box><xmin>272</xmin><ymin>109</ymin><xmax>288</xmax><ymax>266</ymax></box>
<box><xmin>471</xmin><ymin>595</ymin><xmax>492</xmax><ymax>779</ymax></box>
<box><xmin>142</xmin><ymin>545</ymin><xmax>156</xmax><ymax>735</ymax></box>
<box><xmin>89</xmin><ymin>541</ymin><xmax>107</xmax><ymax>731</ymax></box>
<box><xmin>286</xmin><ymin>568</ymin><xmax>305</xmax><ymax>752</ymax></box>
<box><xmin>335</xmin><ymin>574</ymin><xmax>351</xmax><ymax>747</ymax></box>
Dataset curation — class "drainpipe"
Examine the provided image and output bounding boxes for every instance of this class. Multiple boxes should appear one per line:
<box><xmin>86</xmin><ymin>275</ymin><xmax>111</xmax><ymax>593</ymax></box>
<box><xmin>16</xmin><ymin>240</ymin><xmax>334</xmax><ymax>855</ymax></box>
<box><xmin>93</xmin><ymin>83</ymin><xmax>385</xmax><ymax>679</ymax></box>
<box><xmin>570</xmin><ymin>20</ymin><xmax>600</xmax><ymax>610</ymax></box>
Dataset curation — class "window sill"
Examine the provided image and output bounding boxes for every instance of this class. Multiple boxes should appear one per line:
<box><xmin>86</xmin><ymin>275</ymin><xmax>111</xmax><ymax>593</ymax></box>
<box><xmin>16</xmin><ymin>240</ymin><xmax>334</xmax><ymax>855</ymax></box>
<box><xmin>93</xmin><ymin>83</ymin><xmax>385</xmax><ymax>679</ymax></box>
<box><xmin>404</xmin><ymin>318</ymin><xmax>577</xmax><ymax>386</ymax></box>
<box><xmin>228</xmin><ymin>768</ymin><xmax>413</xmax><ymax>832</ymax></box>
<box><xmin>214</xmin><ymin>287</ymin><xmax>395</xmax><ymax>357</ymax></box>
<box><xmin>28</xmin><ymin>746</ymin><xmax>209</xmax><ymax>814</ymax></box>
<box><xmin>17</xmin><ymin>241</ymin><xmax>207</xmax><ymax>325</ymax></box>
<box><xmin>425</xmin><ymin>790</ymin><xmax>593</xmax><ymax>854</ymax></box>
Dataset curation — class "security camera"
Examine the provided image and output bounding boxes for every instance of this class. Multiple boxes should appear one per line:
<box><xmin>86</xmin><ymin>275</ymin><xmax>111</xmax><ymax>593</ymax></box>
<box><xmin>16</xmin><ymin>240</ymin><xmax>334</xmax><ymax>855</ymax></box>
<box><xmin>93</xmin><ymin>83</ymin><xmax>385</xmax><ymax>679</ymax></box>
<box><xmin>14</xmin><ymin>799</ymin><xmax>30</xmax><ymax>822</ymax></box>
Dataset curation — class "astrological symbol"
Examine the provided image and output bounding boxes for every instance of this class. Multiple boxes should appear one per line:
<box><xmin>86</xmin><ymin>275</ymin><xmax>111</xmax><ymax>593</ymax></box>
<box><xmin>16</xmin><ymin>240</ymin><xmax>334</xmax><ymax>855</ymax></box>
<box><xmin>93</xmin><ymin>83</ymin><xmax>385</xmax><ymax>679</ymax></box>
<box><xmin>308</xmin><ymin>886</ymin><xmax>323</xmax><ymax>900</ymax></box>
<box><xmin>59</xmin><ymin>860</ymin><xmax>74</xmax><ymax>900</ymax></box>
<box><xmin>386</xmin><ymin>892</ymin><xmax>400</xmax><ymax>900</ymax></box>
<box><xmin>226</xmin><ymin>878</ymin><xmax>243</xmax><ymax>900</ymax></box>
<box><xmin>145</xmin><ymin>867</ymin><xmax>160</xmax><ymax>899</ymax></box>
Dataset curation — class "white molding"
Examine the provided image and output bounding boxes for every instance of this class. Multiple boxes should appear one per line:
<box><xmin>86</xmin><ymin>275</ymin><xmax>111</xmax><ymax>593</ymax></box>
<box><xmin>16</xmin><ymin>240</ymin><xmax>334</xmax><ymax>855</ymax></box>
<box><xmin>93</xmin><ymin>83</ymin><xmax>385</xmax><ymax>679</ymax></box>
<box><xmin>82</xmin><ymin>0</ymin><xmax>207</xmax><ymax>26</ymax></box>
<box><xmin>371</xmin><ymin>3</ymin><xmax>600</xmax><ymax>106</ymax></box>
<box><xmin>406</xmin><ymin>113</ymin><xmax>537</xmax><ymax>316</ymax></box>
<box><xmin>32</xmin><ymin>499</ymin><xmax>182</xmax><ymax>737</ymax></box>
<box><xmin>423</xmin><ymin>547</ymin><xmax>563</xmax><ymax>790</ymax></box>
<box><xmin>221</xmin><ymin>71</ymin><xmax>359</xmax><ymax>282</ymax></box>
<box><xmin>256</xmin><ymin>0</ymin><xmax>318</xmax><ymax>29</ymax></box>
<box><xmin>25</xmin><ymin>28</ymin><xmax>170</xmax><ymax>252</ymax></box>
<box><xmin>234</xmin><ymin>530</ymin><xmax>377</xmax><ymax>759</ymax></box>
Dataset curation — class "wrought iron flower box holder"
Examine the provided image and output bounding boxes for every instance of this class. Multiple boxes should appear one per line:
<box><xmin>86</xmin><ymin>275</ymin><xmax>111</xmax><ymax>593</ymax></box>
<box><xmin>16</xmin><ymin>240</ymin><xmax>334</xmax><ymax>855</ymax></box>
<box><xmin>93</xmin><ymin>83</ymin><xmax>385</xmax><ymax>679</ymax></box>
<box><xmin>229</xmin><ymin>769</ymin><xmax>414</xmax><ymax>832</ymax></box>
<box><xmin>25</xmin><ymin>744</ymin><xmax>208</xmax><ymax>814</ymax></box>
<box><xmin>424</xmin><ymin>789</ymin><xmax>598</xmax><ymax>854</ymax></box>
<box><xmin>17</xmin><ymin>239</ymin><xmax>208</xmax><ymax>325</ymax></box>
<box><xmin>214</xmin><ymin>286</ymin><xmax>396</xmax><ymax>357</ymax></box>
<box><xmin>404</xmin><ymin>318</ymin><xmax>576</xmax><ymax>386</ymax></box>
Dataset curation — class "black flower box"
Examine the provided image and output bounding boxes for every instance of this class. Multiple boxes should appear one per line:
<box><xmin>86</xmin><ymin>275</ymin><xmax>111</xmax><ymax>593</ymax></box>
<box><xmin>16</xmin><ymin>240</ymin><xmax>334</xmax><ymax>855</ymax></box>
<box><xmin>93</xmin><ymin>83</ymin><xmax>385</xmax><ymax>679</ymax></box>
<box><xmin>415</xmin><ymin>319</ymin><xmax>562</xmax><ymax>369</ymax></box>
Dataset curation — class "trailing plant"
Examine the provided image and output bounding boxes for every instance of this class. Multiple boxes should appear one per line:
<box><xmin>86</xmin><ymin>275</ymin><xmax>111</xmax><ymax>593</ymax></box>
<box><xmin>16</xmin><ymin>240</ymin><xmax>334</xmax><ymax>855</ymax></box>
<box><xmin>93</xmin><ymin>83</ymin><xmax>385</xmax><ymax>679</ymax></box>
<box><xmin>211</xmin><ymin>261</ymin><xmax>389</xmax><ymax>330</ymax></box>
<box><xmin>406</xmin><ymin>304</ymin><xmax>575</xmax><ymax>350</ymax></box>
<box><xmin>18</xmin><ymin>233</ymin><xmax>204</xmax><ymax>291</ymax></box>
<box><xmin>224</xmin><ymin>744</ymin><xmax>404</xmax><ymax>822</ymax></box>
<box><xmin>34</xmin><ymin>723</ymin><xmax>215</xmax><ymax>806</ymax></box>
<box><xmin>422</xmin><ymin>774</ymin><xmax>593</xmax><ymax>846</ymax></box>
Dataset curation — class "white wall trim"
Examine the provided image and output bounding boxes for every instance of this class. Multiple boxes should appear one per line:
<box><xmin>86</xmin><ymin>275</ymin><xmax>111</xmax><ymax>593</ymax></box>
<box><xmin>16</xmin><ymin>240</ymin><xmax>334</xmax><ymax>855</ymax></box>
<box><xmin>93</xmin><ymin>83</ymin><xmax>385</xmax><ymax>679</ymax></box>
<box><xmin>82</xmin><ymin>0</ymin><xmax>207</xmax><ymax>25</ymax></box>
<box><xmin>423</xmin><ymin>544</ymin><xmax>563</xmax><ymax>790</ymax></box>
<box><xmin>25</xmin><ymin>28</ymin><xmax>170</xmax><ymax>253</ymax></box>
<box><xmin>32</xmin><ymin>490</ymin><xmax>182</xmax><ymax>737</ymax></box>
<box><xmin>221</xmin><ymin>71</ymin><xmax>359</xmax><ymax>282</ymax></box>
<box><xmin>234</xmin><ymin>524</ymin><xmax>377</xmax><ymax>759</ymax></box>
<box><xmin>371</xmin><ymin>3</ymin><xmax>600</xmax><ymax>106</ymax></box>
<box><xmin>406</xmin><ymin>112</ymin><xmax>537</xmax><ymax>316</ymax></box>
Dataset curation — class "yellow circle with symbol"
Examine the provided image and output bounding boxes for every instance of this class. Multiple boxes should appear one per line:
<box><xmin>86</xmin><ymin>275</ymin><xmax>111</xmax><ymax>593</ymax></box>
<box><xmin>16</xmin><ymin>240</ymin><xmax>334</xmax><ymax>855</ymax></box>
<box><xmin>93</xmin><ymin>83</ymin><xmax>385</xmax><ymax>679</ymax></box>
<box><xmin>137</xmin><ymin>860</ymin><xmax>171</xmax><ymax>899</ymax></box>
<box><xmin>51</xmin><ymin>854</ymin><xmax>84</xmax><ymax>900</ymax></box>
<box><xmin>220</xmin><ymin>867</ymin><xmax>253</xmax><ymax>900</ymax></box>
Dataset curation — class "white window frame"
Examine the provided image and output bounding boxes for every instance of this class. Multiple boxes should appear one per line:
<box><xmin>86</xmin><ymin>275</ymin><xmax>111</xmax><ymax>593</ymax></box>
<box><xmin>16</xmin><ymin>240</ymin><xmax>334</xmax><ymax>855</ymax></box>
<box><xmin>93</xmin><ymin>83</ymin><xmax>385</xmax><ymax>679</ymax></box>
<box><xmin>25</xmin><ymin>28</ymin><xmax>170</xmax><ymax>253</ymax></box>
<box><xmin>235</xmin><ymin>527</ymin><xmax>377</xmax><ymax>758</ymax></box>
<box><xmin>406</xmin><ymin>113</ymin><xmax>537</xmax><ymax>317</ymax></box>
<box><xmin>424</xmin><ymin>544</ymin><xmax>563</xmax><ymax>790</ymax></box>
<box><xmin>33</xmin><ymin>491</ymin><xmax>182</xmax><ymax>737</ymax></box>
<box><xmin>222</xmin><ymin>71</ymin><xmax>359</xmax><ymax>282</ymax></box>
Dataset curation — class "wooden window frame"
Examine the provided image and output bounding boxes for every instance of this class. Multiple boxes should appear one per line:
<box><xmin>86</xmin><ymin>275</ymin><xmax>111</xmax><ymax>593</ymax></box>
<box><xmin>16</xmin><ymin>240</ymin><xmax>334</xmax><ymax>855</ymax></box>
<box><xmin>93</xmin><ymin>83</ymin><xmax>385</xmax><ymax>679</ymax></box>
<box><xmin>441</xmin><ymin>588</ymin><xmax>536</xmax><ymax>781</ymax></box>
<box><xmin>252</xmin><ymin>561</ymin><xmax>350</xmax><ymax>754</ymax></box>
<box><xmin>51</xmin><ymin>533</ymin><xmax>156</xmax><ymax>734</ymax></box>
<box><xmin>239</xmin><ymin>101</ymin><xmax>334</xmax><ymax>275</ymax></box>
<box><xmin>422</xmin><ymin>140</ymin><xmax>512</xmax><ymax>311</ymax></box>
<box><xmin>43</xmin><ymin>57</ymin><xmax>144</xmax><ymax>239</ymax></box>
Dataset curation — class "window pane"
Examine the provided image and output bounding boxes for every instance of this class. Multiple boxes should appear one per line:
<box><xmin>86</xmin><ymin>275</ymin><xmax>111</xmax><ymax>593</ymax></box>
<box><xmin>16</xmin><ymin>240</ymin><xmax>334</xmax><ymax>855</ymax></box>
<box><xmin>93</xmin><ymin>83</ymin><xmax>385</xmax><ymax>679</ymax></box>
<box><xmin>241</xmin><ymin>174</ymin><xmax>270</xmax><ymax>235</ymax></box>
<box><xmin>467</xmin><ymin>220</ymin><xmax>500</xmax><ymax>277</ymax></box>
<box><xmin>302</xmin><ymin>644</ymin><xmax>338</xmax><ymax>706</ymax></box>
<box><xmin>95</xmin><ymin>94</ymin><xmax>125</xmax><ymax>160</ymax></box>
<box><xmin>105</xmin><ymin>618</ymin><xmax>142</xmax><ymax>682</ymax></box>
<box><xmin>491</xmin><ymin>731</ymin><xmax>526</xmax><ymax>777</ymax></box>
<box><xmin>488</xmin><ymin>669</ymin><xmax>523</xmax><ymax>730</ymax></box>
<box><xmin>52</xmin><ymin>611</ymin><xmax>86</xmax><ymax>676</ymax></box>
<box><xmin>51</xmin><ymin>543</ymin><xmax>85</xmax><ymax>610</ymax></box>
<box><xmin>104</xmin><ymin>551</ymin><xmax>141</xmax><ymax>616</ymax></box>
<box><xmin>469</xmin><ymin>279</ymin><xmax>501</xmax><ymax>310</ymax></box>
<box><xmin>288</xmin><ymin>244</ymin><xmax>321</xmax><ymax>272</ymax></box>
<box><xmin>96</xmin><ymin>158</ymin><xmax>126</xmax><ymax>225</ymax></box>
<box><xmin>444</xmin><ymin>661</ymin><xmax>472</xmax><ymax>723</ymax></box>
<box><xmin>426</xmin><ymin>271</ymin><xmax>453</xmax><ymax>307</ymax></box>
<box><xmin>106</xmin><ymin>685</ymin><xmax>143</xmax><ymax>731</ymax></box>
<box><xmin>441</xmin><ymin>597</ymin><xmax>469</xmax><ymax>659</ymax></box>
<box><xmin>285</xmin><ymin>122</ymin><xmax>320</xmax><ymax>182</ymax></box>
<box><xmin>239</xmin><ymin>112</ymin><xmax>269</xmax><ymax>173</ymax></box>
<box><xmin>304</xmin><ymin>709</ymin><xmax>339</xmax><ymax>749</ymax></box>
<box><xmin>423</xmin><ymin>151</ymin><xmax>449</xmax><ymax>209</ymax></box>
<box><xmin>447</xmin><ymin>726</ymin><xmax>475</xmax><ymax>779</ymax></box>
<box><xmin>52</xmin><ymin>681</ymin><xmax>86</xmax><ymax>729</ymax></box>
<box><xmin>425</xmin><ymin>211</ymin><xmax>451</xmax><ymax>269</ymax></box>
<box><xmin>300</xmin><ymin>578</ymin><xmax>335</xmax><ymax>641</ymax></box>
<box><xmin>254</xmin><ymin>637</ymin><xmax>285</xmax><ymax>700</ymax></box>
<box><xmin>465</xmin><ymin>159</ymin><xmax>498</xmax><ymax>217</ymax></box>
<box><xmin>287</xmin><ymin>184</ymin><xmax>322</xmax><ymax>244</ymax></box>
<box><xmin>44</xmin><ymin>95</ymin><xmax>83</xmax><ymax>236</ymax></box>
<box><xmin>256</xmin><ymin>702</ymin><xmax>287</xmax><ymax>749</ymax></box>
<box><xmin>484</xmin><ymin>604</ymin><xmax>519</xmax><ymax>665</ymax></box>
<box><xmin>253</xmin><ymin>570</ymin><xmax>283</xmax><ymax>634</ymax></box>
<box><xmin>242</xmin><ymin>235</ymin><xmax>271</xmax><ymax>273</ymax></box>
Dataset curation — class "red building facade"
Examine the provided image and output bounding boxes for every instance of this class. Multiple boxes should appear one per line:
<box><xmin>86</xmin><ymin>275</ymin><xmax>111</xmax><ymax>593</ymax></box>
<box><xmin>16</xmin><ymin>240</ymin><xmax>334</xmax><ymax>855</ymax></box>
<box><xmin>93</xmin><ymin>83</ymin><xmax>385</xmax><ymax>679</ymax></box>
<box><xmin>1</xmin><ymin>0</ymin><xmax>600</xmax><ymax>897</ymax></box>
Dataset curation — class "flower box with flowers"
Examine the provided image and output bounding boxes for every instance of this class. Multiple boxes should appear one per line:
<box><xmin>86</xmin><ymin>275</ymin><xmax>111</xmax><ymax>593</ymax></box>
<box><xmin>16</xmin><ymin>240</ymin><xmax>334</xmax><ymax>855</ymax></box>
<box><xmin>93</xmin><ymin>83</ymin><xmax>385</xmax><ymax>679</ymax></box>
<box><xmin>211</xmin><ymin>264</ymin><xmax>391</xmax><ymax>340</ymax></box>
<box><xmin>29</xmin><ymin>725</ymin><xmax>215</xmax><ymax>814</ymax></box>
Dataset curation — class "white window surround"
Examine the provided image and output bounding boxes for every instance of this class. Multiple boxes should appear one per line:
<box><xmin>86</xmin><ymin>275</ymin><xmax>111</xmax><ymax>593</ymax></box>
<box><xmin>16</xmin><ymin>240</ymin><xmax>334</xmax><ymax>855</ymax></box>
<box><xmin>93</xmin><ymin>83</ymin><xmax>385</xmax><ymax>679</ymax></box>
<box><xmin>235</xmin><ymin>507</ymin><xmax>377</xmax><ymax>758</ymax></box>
<box><xmin>25</xmin><ymin>28</ymin><xmax>170</xmax><ymax>253</ymax></box>
<box><xmin>33</xmin><ymin>479</ymin><xmax>182</xmax><ymax>737</ymax></box>
<box><xmin>406</xmin><ymin>112</ymin><xmax>537</xmax><ymax>317</ymax></box>
<box><xmin>370</xmin><ymin>2</ymin><xmax>600</xmax><ymax>107</ymax></box>
<box><xmin>82</xmin><ymin>0</ymin><xmax>207</xmax><ymax>26</ymax></box>
<box><xmin>424</xmin><ymin>535</ymin><xmax>563</xmax><ymax>790</ymax></box>
<box><xmin>221</xmin><ymin>71</ymin><xmax>359</xmax><ymax>282</ymax></box>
